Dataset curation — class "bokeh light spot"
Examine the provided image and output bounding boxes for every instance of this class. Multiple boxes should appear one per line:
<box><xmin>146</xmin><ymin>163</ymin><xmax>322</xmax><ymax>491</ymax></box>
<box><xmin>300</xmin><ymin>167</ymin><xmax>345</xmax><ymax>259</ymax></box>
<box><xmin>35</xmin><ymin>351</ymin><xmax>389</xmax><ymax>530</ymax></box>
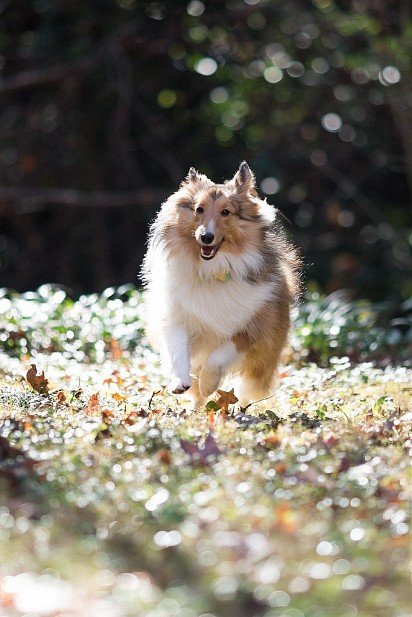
<box><xmin>157</xmin><ymin>90</ymin><xmax>177</xmax><ymax>108</ymax></box>
<box><xmin>260</xmin><ymin>177</ymin><xmax>280</xmax><ymax>194</ymax></box>
<box><xmin>321</xmin><ymin>113</ymin><xmax>342</xmax><ymax>132</ymax></box>
<box><xmin>210</xmin><ymin>87</ymin><xmax>229</xmax><ymax>104</ymax></box>
<box><xmin>380</xmin><ymin>66</ymin><xmax>401</xmax><ymax>85</ymax></box>
<box><xmin>195</xmin><ymin>58</ymin><xmax>218</xmax><ymax>76</ymax></box>
<box><xmin>187</xmin><ymin>0</ymin><xmax>205</xmax><ymax>16</ymax></box>
<box><xmin>263</xmin><ymin>66</ymin><xmax>283</xmax><ymax>83</ymax></box>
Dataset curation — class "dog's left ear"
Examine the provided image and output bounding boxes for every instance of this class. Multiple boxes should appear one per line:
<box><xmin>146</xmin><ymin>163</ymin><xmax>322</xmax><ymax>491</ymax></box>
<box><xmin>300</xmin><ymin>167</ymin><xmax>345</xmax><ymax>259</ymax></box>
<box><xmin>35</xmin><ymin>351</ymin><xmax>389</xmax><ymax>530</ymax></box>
<box><xmin>233</xmin><ymin>161</ymin><xmax>256</xmax><ymax>192</ymax></box>
<box><xmin>186</xmin><ymin>167</ymin><xmax>201</xmax><ymax>183</ymax></box>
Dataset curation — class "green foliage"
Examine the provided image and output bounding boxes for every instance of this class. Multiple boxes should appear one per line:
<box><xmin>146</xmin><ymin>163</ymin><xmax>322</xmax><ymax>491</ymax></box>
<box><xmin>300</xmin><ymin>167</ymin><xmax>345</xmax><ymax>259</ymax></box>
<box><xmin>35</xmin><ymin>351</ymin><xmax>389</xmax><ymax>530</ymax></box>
<box><xmin>0</xmin><ymin>286</ymin><xmax>410</xmax><ymax>365</ymax></box>
<box><xmin>0</xmin><ymin>0</ymin><xmax>410</xmax><ymax>297</ymax></box>
<box><xmin>293</xmin><ymin>290</ymin><xmax>412</xmax><ymax>363</ymax></box>
<box><xmin>0</xmin><ymin>284</ymin><xmax>145</xmax><ymax>362</ymax></box>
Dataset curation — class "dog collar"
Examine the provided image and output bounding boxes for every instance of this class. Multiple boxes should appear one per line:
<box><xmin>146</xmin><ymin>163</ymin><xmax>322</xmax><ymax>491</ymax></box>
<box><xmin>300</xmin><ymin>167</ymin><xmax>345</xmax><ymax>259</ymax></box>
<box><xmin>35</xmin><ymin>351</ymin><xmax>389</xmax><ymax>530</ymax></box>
<box><xmin>214</xmin><ymin>271</ymin><xmax>232</xmax><ymax>282</ymax></box>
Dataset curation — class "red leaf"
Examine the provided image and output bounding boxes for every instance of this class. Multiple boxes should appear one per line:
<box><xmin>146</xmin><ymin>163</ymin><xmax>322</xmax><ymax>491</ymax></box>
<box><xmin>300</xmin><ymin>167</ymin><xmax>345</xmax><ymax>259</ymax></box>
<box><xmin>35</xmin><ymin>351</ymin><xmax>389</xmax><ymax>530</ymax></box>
<box><xmin>158</xmin><ymin>449</ymin><xmax>171</xmax><ymax>465</ymax></box>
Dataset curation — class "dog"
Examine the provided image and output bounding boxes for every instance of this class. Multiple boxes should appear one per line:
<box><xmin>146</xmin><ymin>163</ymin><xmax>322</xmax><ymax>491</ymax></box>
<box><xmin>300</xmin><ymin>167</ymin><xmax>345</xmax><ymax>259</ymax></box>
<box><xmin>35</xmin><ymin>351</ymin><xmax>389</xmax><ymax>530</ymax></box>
<box><xmin>141</xmin><ymin>162</ymin><xmax>300</xmax><ymax>406</ymax></box>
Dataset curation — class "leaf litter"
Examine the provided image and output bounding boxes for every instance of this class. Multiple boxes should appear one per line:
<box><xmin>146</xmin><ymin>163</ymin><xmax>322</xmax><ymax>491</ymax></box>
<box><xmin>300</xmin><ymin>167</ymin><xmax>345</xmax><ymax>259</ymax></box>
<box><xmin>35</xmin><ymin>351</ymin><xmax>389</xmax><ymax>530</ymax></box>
<box><xmin>0</xmin><ymin>289</ymin><xmax>410</xmax><ymax>617</ymax></box>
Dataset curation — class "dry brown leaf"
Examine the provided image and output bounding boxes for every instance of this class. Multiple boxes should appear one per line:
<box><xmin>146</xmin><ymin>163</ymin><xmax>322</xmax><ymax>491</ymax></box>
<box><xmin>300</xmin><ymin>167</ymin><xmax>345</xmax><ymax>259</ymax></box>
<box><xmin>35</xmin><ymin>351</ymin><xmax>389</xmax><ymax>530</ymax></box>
<box><xmin>216</xmin><ymin>388</ymin><xmax>238</xmax><ymax>413</ymax></box>
<box><xmin>124</xmin><ymin>409</ymin><xmax>147</xmax><ymax>425</ymax></box>
<box><xmin>56</xmin><ymin>391</ymin><xmax>66</xmax><ymax>405</ymax></box>
<box><xmin>26</xmin><ymin>364</ymin><xmax>49</xmax><ymax>395</ymax></box>
<box><xmin>263</xmin><ymin>434</ymin><xmax>281</xmax><ymax>448</ymax></box>
<box><xmin>85</xmin><ymin>393</ymin><xmax>100</xmax><ymax>414</ymax></box>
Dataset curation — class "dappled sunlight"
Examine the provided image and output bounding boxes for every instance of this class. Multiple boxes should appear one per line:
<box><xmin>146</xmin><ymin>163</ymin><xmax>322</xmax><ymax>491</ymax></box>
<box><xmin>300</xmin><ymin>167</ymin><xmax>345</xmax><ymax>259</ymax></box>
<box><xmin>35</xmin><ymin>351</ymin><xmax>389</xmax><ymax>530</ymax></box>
<box><xmin>0</xmin><ymin>289</ymin><xmax>410</xmax><ymax>616</ymax></box>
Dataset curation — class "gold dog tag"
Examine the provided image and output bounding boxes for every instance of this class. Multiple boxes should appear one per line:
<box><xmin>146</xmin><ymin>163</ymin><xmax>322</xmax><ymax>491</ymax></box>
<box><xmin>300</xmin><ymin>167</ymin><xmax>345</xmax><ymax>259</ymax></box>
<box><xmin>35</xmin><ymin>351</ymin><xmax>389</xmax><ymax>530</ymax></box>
<box><xmin>215</xmin><ymin>271</ymin><xmax>231</xmax><ymax>282</ymax></box>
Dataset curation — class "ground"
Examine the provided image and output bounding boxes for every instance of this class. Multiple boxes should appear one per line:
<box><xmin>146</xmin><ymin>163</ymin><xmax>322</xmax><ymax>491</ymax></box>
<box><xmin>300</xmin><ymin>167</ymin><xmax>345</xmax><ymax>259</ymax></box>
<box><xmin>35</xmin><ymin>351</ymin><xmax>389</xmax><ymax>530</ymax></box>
<box><xmin>0</xmin><ymin>343</ymin><xmax>410</xmax><ymax>617</ymax></box>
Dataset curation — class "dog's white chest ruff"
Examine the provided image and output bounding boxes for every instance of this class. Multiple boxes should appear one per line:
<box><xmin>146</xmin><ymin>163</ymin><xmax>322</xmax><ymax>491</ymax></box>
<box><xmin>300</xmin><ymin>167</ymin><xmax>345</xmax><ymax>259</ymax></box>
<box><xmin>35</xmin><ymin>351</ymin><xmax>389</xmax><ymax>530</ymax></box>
<box><xmin>162</xmin><ymin>257</ymin><xmax>275</xmax><ymax>339</ymax></box>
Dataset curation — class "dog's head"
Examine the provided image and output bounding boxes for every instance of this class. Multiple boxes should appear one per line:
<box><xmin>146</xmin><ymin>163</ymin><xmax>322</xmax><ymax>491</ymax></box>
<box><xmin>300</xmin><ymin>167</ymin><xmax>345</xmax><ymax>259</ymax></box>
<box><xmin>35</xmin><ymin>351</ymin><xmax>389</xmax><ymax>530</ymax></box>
<box><xmin>169</xmin><ymin>162</ymin><xmax>275</xmax><ymax>261</ymax></box>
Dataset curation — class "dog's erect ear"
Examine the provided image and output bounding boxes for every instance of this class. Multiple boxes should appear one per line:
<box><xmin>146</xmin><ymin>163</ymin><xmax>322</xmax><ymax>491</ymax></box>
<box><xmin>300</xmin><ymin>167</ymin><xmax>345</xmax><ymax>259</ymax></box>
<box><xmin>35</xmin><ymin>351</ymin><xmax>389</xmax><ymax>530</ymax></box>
<box><xmin>186</xmin><ymin>167</ymin><xmax>201</xmax><ymax>183</ymax></box>
<box><xmin>233</xmin><ymin>161</ymin><xmax>255</xmax><ymax>192</ymax></box>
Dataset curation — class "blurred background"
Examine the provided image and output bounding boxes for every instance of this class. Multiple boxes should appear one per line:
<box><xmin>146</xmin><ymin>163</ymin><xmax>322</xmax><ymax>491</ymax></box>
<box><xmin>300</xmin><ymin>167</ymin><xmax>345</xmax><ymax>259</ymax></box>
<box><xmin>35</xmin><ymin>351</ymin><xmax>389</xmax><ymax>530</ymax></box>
<box><xmin>0</xmin><ymin>0</ymin><xmax>410</xmax><ymax>300</ymax></box>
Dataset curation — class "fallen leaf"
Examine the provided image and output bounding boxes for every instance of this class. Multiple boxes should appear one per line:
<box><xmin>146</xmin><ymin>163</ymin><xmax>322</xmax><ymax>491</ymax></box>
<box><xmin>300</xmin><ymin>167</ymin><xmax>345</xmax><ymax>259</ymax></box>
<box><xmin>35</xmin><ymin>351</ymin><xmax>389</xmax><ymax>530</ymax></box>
<box><xmin>180</xmin><ymin>432</ymin><xmax>222</xmax><ymax>465</ymax></box>
<box><xmin>24</xmin><ymin>414</ymin><xmax>35</xmax><ymax>431</ymax></box>
<box><xmin>180</xmin><ymin>439</ymin><xmax>200</xmax><ymax>458</ymax></box>
<box><xmin>124</xmin><ymin>409</ymin><xmax>147</xmax><ymax>424</ymax></box>
<box><xmin>112</xmin><ymin>391</ymin><xmax>127</xmax><ymax>402</ymax></box>
<box><xmin>276</xmin><ymin>502</ymin><xmax>298</xmax><ymax>533</ymax></box>
<box><xmin>323</xmin><ymin>433</ymin><xmax>339</xmax><ymax>448</ymax></box>
<box><xmin>158</xmin><ymin>449</ymin><xmax>171</xmax><ymax>465</ymax></box>
<box><xmin>339</xmin><ymin>456</ymin><xmax>351</xmax><ymax>472</ymax></box>
<box><xmin>85</xmin><ymin>393</ymin><xmax>100</xmax><ymax>414</ymax></box>
<box><xmin>26</xmin><ymin>364</ymin><xmax>49</xmax><ymax>395</ymax></box>
<box><xmin>263</xmin><ymin>434</ymin><xmax>281</xmax><ymax>448</ymax></box>
<box><xmin>216</xmin><ymin>388</ymin><xmax>238</xmax><ymax>413</ymax></box>
<box><xmin>203</xmin><ymin>432</ymin><xmax>222</xmax><ymax>457</ymax></box>
<box><xmin>56</xmin><ymin>391</ymin><xmax>66</xmax><ymax>405</ymax></box>
<box><xmin>109</xmin><ymin>338</ymin><xmax>122</xmax><ymax>360</ymax></box>
<box><xmin>101</xmin><ymin>409</ymin><xmax>113</xmax><ymax>424</ymax></box>
<box><xmin>94</xmin><ymin>424</ymin><xmax>111</xmax><ymax>441</ymax></box>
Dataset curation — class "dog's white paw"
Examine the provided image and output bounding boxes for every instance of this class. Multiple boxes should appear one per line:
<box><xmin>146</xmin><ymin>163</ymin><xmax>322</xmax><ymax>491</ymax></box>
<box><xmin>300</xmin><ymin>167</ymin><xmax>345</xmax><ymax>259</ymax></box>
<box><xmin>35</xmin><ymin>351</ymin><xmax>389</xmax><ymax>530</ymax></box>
<box><xmin>168</xmin><ymin>376</ymin><xmax>191</xmax><ymax>394</ymax></box>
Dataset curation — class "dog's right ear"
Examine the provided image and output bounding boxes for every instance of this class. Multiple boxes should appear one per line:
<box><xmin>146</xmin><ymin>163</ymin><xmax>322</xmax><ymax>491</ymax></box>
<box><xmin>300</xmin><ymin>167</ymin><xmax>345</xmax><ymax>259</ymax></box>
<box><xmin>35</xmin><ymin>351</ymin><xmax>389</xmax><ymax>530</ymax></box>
<box><xmin>181</xmin><ymin>167</ymin><xmax>210</xmax><ymax>191</ymax></box>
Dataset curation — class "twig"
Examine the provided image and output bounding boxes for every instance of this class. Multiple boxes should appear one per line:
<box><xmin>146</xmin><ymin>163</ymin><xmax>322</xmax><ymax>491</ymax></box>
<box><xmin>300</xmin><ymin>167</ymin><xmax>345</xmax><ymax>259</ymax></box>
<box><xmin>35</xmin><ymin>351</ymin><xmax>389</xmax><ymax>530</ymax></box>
<box><xmin>148</xmin><ymin>390</ymin><xmax>161</xmax><ymax>410</ymax></box>
<box><xmin>240</xmin><ymin>393</ymin><xmax>276</xmax><ymax>413</ymax></box>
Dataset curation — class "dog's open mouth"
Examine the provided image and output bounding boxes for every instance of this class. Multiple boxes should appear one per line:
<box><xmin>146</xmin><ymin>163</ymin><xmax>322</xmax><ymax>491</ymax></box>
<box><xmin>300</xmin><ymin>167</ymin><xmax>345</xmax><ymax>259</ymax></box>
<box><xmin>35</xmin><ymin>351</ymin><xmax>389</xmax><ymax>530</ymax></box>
<box><xmin>200</xmin><ymin>239</ymin><xmax>224</xmax><ymax>260</ymax></box>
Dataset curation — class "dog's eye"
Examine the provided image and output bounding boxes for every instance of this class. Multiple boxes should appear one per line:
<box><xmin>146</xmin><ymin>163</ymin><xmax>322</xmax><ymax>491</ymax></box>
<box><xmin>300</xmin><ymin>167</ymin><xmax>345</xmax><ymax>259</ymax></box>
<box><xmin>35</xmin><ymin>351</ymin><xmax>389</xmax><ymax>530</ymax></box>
<box><xmin>196</xmin><ymin>206</ymin><xmax>204</xmax><ymax>214</ymax></box>
<box><xmin>221</xmin><ymin>209</ymin><xmax>230</xmax><ymax>217</ymax></box>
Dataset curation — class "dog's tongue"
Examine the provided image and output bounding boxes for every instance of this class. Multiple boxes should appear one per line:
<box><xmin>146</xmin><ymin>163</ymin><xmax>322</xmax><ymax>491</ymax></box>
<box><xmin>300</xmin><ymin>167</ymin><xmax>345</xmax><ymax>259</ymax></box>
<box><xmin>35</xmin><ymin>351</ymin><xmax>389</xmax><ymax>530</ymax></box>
<box><xmin>202</xmin><ymin>246</ymin><xmax>214</xmax><ymax>256</ymax></box>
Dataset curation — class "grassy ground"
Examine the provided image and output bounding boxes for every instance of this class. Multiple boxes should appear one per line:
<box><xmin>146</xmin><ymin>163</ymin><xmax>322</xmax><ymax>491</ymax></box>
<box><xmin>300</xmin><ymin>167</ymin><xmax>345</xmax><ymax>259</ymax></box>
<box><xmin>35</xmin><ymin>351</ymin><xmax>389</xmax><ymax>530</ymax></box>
<box><xmin>0</xmin><ymin>288</ymin><xmax>410</xmax><ymax>617</ymax></box>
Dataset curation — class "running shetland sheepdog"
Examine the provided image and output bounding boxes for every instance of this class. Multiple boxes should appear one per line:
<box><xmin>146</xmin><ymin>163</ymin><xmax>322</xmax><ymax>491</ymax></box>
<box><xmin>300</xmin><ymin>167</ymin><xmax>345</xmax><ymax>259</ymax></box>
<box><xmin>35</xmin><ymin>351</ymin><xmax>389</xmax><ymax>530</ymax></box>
<box><xmin>141</xmin><ymin>162</ymin><xmax>300</xmax><ymax>406</ymax></box>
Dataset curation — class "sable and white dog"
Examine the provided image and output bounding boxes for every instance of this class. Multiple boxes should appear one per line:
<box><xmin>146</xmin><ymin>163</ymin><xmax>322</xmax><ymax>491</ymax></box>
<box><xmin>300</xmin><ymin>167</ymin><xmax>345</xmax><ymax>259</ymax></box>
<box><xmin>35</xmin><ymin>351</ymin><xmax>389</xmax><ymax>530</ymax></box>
<box><xmin>141</xmin><ymin>162</ymin><xmax>300</xmax><ymax>406</ymax></box>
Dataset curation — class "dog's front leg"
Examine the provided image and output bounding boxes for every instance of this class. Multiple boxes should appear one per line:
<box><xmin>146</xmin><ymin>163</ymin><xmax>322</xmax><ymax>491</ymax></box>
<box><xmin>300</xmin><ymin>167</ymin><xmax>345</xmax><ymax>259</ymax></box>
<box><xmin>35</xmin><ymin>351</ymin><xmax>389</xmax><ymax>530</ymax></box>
<box><xmin>199</xmin><ymin>341</ymin><xmax>239</xmax><ymax>397</ymax></box>
<box><xmin>162</xmin><ymin>325</ymin><xmax>191</xmax><ymax>394</ymax></box>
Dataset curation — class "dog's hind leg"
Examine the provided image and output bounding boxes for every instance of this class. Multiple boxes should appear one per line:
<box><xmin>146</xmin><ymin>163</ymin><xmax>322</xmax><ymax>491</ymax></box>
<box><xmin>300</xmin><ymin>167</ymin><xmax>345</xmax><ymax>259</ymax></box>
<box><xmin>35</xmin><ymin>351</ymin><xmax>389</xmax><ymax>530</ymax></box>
<box><xmin>236</xmin><ymin>341</ymin><xmax>284</xmax><ymax>406</ymax></box>
<box><xmin>199</xmin><ymin>341</ymin><xmax>240</xmax><ymax>397</ymax></box>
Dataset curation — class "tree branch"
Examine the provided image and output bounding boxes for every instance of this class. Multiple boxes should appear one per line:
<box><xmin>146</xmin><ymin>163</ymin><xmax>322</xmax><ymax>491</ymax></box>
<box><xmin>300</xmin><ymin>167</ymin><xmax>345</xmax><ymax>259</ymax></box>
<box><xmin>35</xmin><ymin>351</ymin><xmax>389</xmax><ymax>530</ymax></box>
<box><xmin>0</xmin><ymin>54</ymin><xmax>101</xmax><ymax>96</ymax></box>
<box><xmin>0</xmin><ymin>23</ymin><xmax>169</xmax><ymax>96</ymax></box>
<box><xmin>0</xmin><ymin>186</ymin><xmax>167</xmax><ymax>211</ymax></box>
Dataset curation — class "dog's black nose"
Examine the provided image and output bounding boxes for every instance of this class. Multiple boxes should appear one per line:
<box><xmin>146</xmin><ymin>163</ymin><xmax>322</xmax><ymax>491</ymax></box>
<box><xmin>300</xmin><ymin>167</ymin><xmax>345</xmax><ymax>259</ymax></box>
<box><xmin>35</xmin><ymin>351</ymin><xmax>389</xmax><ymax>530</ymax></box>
<box><xmin>201</xmin><ymin>232</ymin><xmax>214</xmax><ymax>245</ymax></box>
